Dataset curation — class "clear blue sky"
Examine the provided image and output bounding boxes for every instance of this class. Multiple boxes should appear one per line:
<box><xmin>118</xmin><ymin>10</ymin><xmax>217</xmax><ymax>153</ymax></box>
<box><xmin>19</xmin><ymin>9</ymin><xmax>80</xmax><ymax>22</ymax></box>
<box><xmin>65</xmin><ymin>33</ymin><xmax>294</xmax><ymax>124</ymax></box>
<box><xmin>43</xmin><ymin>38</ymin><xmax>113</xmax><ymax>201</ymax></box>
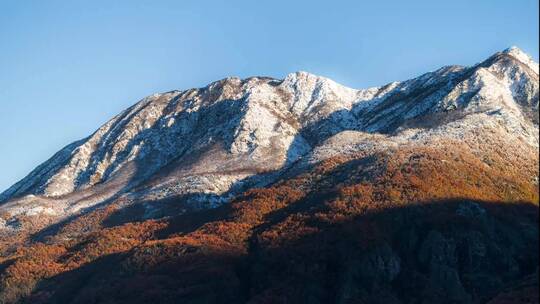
<box><xmin>0</xmin><ymin>0</ymin><xmax>538</xmax><ymax>193</ymax></box>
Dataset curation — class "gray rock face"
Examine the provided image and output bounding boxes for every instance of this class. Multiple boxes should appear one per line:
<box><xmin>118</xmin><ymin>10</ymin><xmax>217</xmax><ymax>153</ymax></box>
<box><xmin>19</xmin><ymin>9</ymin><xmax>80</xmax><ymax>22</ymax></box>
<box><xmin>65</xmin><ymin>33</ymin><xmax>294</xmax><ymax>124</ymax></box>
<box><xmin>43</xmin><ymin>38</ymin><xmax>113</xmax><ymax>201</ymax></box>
<box><xmin>418</xmin><ymin>231</ymin><xmax>471</xmax><ymax>303</ymax></box>
<box><xmin>359</xmin><ymin>243</ymin><xmax>401</xmax><ymax>284</ymax></box>
<box><xmin>0</xmin><ymin>47</ymin><xmax>538</xmax><ymax>230</ymax></box>
<box><xmin>419</xmin><ymin>230</ymin><xmax>458</xmax><ymax>269</ymax></box>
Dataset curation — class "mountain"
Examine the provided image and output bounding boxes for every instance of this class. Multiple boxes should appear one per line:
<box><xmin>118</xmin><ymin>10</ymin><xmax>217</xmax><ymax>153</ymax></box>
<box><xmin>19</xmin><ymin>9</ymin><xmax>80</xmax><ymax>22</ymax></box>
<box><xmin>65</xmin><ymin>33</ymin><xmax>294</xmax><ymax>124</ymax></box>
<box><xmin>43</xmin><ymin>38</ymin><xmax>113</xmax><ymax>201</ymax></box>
<box><xmin>1</xmin><ymin>46</ymin><xmax>537</xmax><ymax>227</ymax></box>
<box><xmin>0</xmin><ymin>47</ymin><xmax>538</xmax><ymax>304</ymax></box>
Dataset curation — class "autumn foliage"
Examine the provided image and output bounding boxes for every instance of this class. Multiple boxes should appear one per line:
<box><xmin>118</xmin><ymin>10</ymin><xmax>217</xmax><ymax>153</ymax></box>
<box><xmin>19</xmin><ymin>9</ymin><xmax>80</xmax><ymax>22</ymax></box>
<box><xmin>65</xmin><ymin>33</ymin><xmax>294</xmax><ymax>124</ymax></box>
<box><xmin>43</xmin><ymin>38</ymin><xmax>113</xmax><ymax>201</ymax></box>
<box><xmin>0</xmin><ymin>139</ymin><xmax>537</xmax><ymax>303</ymax></box>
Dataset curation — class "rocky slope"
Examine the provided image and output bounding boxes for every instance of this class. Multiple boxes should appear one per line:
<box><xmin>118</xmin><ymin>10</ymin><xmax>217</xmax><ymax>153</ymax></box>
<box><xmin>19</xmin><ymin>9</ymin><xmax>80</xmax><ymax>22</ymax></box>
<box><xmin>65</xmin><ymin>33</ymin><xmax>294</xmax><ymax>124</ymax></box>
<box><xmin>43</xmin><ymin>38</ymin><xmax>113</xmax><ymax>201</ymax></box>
<box><xmin>0</xmin><ymin>47</ymin><xmax>538</xmax><ymax>304</ymax></box>
<box><xmin>1</xmin><ymin>46</ymin><xmax>538</xmax><ymax>229</ymax></box>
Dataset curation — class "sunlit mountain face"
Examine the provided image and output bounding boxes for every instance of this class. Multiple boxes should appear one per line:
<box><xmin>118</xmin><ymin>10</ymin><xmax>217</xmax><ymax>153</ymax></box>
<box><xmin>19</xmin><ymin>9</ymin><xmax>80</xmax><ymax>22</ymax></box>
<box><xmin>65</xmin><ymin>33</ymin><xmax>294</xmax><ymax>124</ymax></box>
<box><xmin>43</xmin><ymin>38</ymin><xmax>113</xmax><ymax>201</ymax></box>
<box><xmin>0</xmin><ymin>47</ymin><xmax>538</xmax><ymax>304</ymax></box>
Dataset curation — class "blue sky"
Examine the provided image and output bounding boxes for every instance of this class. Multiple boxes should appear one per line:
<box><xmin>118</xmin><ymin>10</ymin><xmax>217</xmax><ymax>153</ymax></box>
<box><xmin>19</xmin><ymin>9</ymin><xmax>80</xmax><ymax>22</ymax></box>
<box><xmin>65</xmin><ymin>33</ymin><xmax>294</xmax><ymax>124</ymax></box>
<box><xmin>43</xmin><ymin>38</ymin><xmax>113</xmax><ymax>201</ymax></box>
<box><xmin>0</xmin><ymin>0</ymin><xmax>538</xmax><ymax>193</ymax></box>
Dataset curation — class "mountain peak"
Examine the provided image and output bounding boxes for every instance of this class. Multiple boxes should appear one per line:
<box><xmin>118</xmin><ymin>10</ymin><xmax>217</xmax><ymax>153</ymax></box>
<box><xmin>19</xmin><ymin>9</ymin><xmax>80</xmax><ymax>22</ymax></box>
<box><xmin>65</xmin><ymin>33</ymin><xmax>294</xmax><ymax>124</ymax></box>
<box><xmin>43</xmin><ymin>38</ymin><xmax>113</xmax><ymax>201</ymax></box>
<box><xmin>503</xmin><ymin>45</ymin><xmax>524</xmax><ymax>53</ymax></box>
<box><xmin>1</xmin><ymin>48</ymin><xmax>538</xmax><ymax>222</ymax></box>
<box><xmin>283</xmin><ymin>70</ymin><xmax>329</xmax><ymax>83</ymax></box>
<box><xmin>500</xmin><ymin>46</ymin><xmax>539</xmax><ymax>74</ymax></box>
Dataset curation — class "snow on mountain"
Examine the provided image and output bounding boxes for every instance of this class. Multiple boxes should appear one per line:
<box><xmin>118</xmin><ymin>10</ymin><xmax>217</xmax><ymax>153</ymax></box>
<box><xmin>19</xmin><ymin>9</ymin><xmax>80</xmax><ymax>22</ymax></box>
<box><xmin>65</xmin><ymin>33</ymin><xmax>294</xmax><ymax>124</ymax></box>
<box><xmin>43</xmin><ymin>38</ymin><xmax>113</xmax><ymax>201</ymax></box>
<box><xmin>0</xmin><ymin>47</ymin><xmax>538</xmax><ymax>230</ymax></box>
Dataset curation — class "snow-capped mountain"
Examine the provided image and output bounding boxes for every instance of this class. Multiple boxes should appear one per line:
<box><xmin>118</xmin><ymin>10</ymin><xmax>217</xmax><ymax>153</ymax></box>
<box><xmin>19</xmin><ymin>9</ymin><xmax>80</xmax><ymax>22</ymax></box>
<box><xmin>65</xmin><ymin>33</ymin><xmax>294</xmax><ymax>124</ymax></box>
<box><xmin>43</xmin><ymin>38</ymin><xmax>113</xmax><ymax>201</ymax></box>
<box><xmin>0</xmin><ymin>47</ymin><xmax>538</xmax><ymax>304</ymax></box>
<box><xmin>0</xmin><ymin>47</ymin><xmax>538</xmax><ymax>230</ymax></box>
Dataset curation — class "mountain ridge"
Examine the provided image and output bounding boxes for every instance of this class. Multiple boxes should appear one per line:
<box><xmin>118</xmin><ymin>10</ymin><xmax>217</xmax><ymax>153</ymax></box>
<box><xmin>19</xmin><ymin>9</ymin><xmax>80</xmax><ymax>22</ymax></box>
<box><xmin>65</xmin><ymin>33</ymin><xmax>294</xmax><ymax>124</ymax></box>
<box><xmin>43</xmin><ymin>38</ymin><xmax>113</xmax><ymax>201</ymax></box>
<box><xmin>0</xmin><ymin>47</ymin><xmax>538</xmax><ymax>304</ymax></box>
<box><xmin>0</xmin><ymin>47</ymin><xmax>538</xmax><ymax>230</ymax></box>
